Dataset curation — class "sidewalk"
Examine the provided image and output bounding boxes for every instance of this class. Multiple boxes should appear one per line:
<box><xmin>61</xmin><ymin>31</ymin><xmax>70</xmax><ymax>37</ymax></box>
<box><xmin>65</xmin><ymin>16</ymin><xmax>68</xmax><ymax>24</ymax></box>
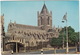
<box><xmin>76</xmin><ymin>52</ymin><xmax>80</xmax><ymax>54</ymax></box>
<box><xmin>1</xmin><ymin>51</ymin><xmax>11</xmax><ymax>54</ymax></box>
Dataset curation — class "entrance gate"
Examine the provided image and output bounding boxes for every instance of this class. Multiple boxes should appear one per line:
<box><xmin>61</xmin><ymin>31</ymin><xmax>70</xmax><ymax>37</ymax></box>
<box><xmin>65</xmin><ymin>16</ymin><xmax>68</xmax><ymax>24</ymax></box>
<box><xmin>5</xmin><ymin>42</ymin><xmax>24</xmax><ymax>53</ymax></box>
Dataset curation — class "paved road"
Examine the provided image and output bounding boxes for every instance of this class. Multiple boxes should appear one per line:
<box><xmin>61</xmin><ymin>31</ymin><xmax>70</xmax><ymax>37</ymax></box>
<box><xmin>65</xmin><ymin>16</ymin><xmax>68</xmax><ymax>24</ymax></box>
<box><xmin>2</xmin><ymin>48</ymin><xmax>76</xmax><ymax>55</ymax></box>
<box><xmin>26</xmin><ymin>48</ymin><xmax>76</xmax><ymax>54</ymax></box>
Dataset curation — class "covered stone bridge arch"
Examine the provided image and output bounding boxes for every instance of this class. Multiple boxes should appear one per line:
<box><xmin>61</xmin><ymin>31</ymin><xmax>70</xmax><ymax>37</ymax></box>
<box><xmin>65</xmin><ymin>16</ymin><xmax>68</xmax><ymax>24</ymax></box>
<box><xmin>5</xmin><ymin>40</ymin><xmax>25</xmax><ymax>53</ymax></box>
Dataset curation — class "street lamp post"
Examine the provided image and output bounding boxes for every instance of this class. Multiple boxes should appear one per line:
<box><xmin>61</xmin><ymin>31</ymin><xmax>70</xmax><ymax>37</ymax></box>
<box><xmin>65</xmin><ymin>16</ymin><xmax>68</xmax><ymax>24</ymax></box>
<box><xmin>66</xmin><ymin>20</ymin><xmax>69</xmax><ymax>53</ymax></box>
<box><xmin>62</xmin><ymin>23</ymin><xmax>65</xmax><ymax>49</ymax></box>
<box><xmin>62</xmin><ymin>20</ymin><xmax>69</xmax><ymax>53</ymax></box>
<box><xmin>62</xmin><ymin>12</ymin><xmax>69</xmax><ymax>53</ymax></box>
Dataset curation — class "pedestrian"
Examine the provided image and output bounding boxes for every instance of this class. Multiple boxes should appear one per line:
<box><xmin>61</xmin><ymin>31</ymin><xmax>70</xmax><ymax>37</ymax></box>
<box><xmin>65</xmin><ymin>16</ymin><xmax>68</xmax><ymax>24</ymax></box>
<box><xmin>41</xmin><ymin>49</ymin><xmax>43</xmax><ymax>54</ymax></box>
<box><xmin>11</xmin><ymin>50</ymin><xmax>13</xmax><ymax>54</ymax></box>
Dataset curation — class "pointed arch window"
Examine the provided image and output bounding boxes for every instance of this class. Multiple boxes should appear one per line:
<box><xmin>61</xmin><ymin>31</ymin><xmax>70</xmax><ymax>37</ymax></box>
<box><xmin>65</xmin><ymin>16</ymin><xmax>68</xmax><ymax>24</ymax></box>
<box><xmin>48</xmin><ymin>17</ymin><xmax>49</xmax><ymax>25</ymax></box>
<box><xmin>41</xmin><ymin>17</ymin><xmax>42</xmax><ymax>25</ymax></box>
<box><xmin>31</xmin><ymin>42</ymin><xmax>34</xmax><ymax>46</ymax></box>
<box><xmin>13</xmin><ymin>36</ymin><xmax>14</xmax><ymax>40</ymax></box>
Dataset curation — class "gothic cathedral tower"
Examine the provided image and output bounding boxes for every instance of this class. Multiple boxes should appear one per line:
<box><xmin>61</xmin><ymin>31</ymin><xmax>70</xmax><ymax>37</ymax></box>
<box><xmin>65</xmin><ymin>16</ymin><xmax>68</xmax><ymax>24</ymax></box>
<box><xmin>38</xmin><ymin>4</ymin><xmax>52</xmax><ymax>31</ymax></box>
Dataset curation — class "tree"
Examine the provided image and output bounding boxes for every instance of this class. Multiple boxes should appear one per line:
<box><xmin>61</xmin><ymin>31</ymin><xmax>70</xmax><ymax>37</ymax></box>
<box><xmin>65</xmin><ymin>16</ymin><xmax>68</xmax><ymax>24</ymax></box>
<box><xmin>60</xmin><ymin>26</ymin><xmax>79</xmax><ymax>46</ymax></box>
<box><xmin>50</xmin><ymin>37</ymin><xmax>63</xmax><ymax>54</ymax></box>
<box><xmin>69</xmin><ymin>32</ymin><xmax>79</xmax><ymax>46</ymax></box>
<box><xmin>50</xmin><ymin>26</ymin><xmax>79</xmax><ymax>47</ymax></box>
<box><xmin>50</xmin><ymin>36</ymin><xmax>63</xmax><ymax>48</ymax></box>
<box><xmin>67</xmin><ymin>26</ymin><xmax>79</xmax><ymax>46</ymax></box>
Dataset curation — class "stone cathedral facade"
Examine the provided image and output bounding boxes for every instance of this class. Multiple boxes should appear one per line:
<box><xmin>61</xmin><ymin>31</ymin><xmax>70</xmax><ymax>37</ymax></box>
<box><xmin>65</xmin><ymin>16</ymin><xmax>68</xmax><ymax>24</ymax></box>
<box><xmin>1</xmin><ymin>4</ymin><xmax>62</xmax><ymax>53</ymax></box>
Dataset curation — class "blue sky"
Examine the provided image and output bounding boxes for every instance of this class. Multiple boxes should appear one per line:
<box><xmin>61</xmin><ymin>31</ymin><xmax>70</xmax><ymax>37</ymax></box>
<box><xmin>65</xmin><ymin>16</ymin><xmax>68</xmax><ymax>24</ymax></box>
<box><xmin>1</xmin><ymin>1</ymin><xmax>79</xmax><ymax>32</ymax></box>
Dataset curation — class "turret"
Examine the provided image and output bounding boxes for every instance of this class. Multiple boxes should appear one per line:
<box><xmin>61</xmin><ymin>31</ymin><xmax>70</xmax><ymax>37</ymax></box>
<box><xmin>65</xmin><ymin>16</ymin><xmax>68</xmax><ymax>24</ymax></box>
<box><xmin>1</xmin><ymin>14</ymin><xmax>5</xmax><ymax>36</ymax></box>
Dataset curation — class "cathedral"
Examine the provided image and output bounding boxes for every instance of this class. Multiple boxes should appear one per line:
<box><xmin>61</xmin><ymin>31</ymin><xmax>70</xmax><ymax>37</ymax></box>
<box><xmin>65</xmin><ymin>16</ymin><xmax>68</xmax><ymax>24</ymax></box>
<box><xmin>1</xmin><ymin>4</ymin><xmax>62</xmax><ymax>53</ymax></box>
